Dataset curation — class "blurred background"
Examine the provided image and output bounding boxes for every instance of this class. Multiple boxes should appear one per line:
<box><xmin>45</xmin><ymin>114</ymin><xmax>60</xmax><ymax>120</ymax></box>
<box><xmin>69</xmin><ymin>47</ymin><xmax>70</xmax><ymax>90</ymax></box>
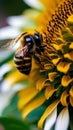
<box><xmin>0</xmin><ymin>1</ymin><xmax>36</xmax><ymax>130</ymax></box>
<box><xmin>0</xmin><ymin>0</ymin><xmax>31</xmax><ymax>63</ymax></box>
<box><xmin>0</xmin><ymin>1</ymin><xmax>40</xmax><ymax>130</ymax></box>
<box><xmin>0</xmin><ymin>0</ymin><xmax>29</xmax><ymax>28</ymax></box>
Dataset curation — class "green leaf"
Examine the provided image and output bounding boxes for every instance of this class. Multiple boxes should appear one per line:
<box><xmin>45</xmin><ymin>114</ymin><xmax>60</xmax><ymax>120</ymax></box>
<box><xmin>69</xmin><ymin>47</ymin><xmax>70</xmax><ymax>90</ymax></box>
<box><xmin>2</xmin><ymin>95</ymin><xmax>21</xmax><ymax>119</ymax></box>
<box><xmin>62</xmin><ymin>29</ymin><xmax>73</xmax><ymax>43</ymax></box>
<box><xmin>0</xmin><ymin>117</ymin><xmax>30</xmax><ymax>130</ymax></box>
<box><xmin>26</xmin><ymin>105</ymin><xmax>46</xmax><ymax>123</ymax></box>
<box><xmin>0</xmin><ymin>53</ymin><xmax>14</xmax><ymax>66</ymax></box>
<box><xmin>68</xmin><ymin>22</ymin><xmax>73</xmax><ymax>33</ymax></box>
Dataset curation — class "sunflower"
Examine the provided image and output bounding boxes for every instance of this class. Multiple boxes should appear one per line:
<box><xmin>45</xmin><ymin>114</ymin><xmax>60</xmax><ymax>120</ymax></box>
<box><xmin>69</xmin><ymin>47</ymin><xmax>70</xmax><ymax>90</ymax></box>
<box><xmin>18</xmin><ymin>0</ymin><xmax>73</xmax><ymax>129</ymax></box>
<box><xmin>0</xmin><ymin>0</ymin><xmax>73</xmax><ymax>130</ymax></box>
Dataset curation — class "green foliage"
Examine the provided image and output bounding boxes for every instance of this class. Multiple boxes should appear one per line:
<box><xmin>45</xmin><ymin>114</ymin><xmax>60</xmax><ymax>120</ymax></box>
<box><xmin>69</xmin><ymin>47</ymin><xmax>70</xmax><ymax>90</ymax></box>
<box><xmin>26</xmin><ymin>105</ymin><xmax>46</xmax><ymax>123</ymax></box>
<box><xmin>0</xmin><ymin>117</ymin><xmax>30</xmax><ymax>130</ymax></box>
<box><xmin>2</xmin><ymin>95</ymin><xmax>21</xmax><ymax>119</ymax></box>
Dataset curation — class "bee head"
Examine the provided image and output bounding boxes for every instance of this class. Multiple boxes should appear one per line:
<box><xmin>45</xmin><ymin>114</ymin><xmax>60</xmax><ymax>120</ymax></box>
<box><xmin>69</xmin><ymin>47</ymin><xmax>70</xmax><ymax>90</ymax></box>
<box><xmin>24</xmin><ymin>34</ymin><xmax>34</xmax><ymax>50</ymax></box>
<box><xmin>33</xmin><ymin>32</ymin><xmax>43</xmax><ymax>47</ymax></box>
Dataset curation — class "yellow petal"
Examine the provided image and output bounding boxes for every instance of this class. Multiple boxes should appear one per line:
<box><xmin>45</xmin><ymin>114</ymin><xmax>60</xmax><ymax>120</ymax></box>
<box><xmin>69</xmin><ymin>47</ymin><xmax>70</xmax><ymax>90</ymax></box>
<box><xmin>22</xmin><ymin>95</ymin><xmax>46</xmax><ymax>119</ymax></box>
<box><xmin>45</xmin><ymin>85</ymin><xmax>57</xmax><ymax>99</ymax></box>
<box><xmin>70</xmin><ymin>96</ymin><xmax>73</xmax><ymax>107</ymax></box>
<box><xmin>68</xmin><ymin>14</ymin><xmax>73</xmax><ymax>22</ymax></box>
<box><xmin>36</xmin><ymin>78</ymin><xmax>48</xmax><ymax>91</ymax></box>
<box><xmin>52</xmin><ymin>43</ymin><xmax>64</xmax><ymax>50</ymax></box>
<box><xmin>48</xmin><ymin>72</ymin><xmax>57</xmax><ymax>82</ymax></box>
<box><xmin>31</xmin><ymin>58</ymin><xmax>39</xmax><ymax>70</ymax></box>
<box><xmin>37</xmin><ymin>0</ymin><xmax>64</xmax><ymax>27</ymax></box>
<box><xmin>35</xmin><ymin>11</ymin><xmax>49</xmax><ymax>27</ymax></box>
<box><xmin>23</xmin><ymin>9</ymin><xmax>40</xmax><ymax>20</ymax></box>
<box><xmin>69</xmin><ymin>86</ymin><xmax>73</xmax><ymax>97</ymax></box>
<box><xmin>18</xmin><ymin>86</ymin><xmax>36</xmax><ymax>97</ymax></box>
<box><xmin>64</xmin><ymin>51</ymin><xmax>73</xmax><ymax>61</ymax></box>
<box><xmin>60</xmin><ymin>91</ymin><xmax>69</xmax><ymax>106</ymax></box>
<box><xmin>4</xmin><ymin>70</ymin><xmax>28</xmax><ymax>87</ymax></box>
<box><xmin>39</xmin><ymin>0</ymin><xmax>54</xmax><ymax>13</ymax></box>
<box><xmin>61</xmin><ymin>75</ymin><xmax>73</xmax><ymax>87</ymax></box>
<box><xmin>40</xmin><ymin>0</ymin><xmax>63</xmax><ymax>13</ymax></box>
<box><xmin>38</xmin><ymin>100</ymin><xmax>59</xmax><ymax>129</ymax></box>
<box><xmin>65</xmin><ymin>27</ymin><xmax>73</xmax><ymax>36</ymax></box>
<box><xmin>9</xmin><ymin>61</ymin><xmax>15</xmax><ymax>68</ymax></box>
<box><xmin>69</xmin><ymin>42</ymin><xmax>73</xmax><ymax>49</ymax></box>
<box><xmin>18</xmin><ymin>86</ymin><xmax>39</xmax><ymax>110</ymax></box>
<box><xmin>57</xmin><ymin>61</ymin><xmax>71</xmax><ymax>74</ymax></box>
<box><xmin>44</xmin><ymin>63</ymin><xmax>52</xmax><ymax>70</ymax></box>
<box><xmin>52</xmin><ymin>58</ymin><xmax>60</xmax><ymax>65</ymax></box>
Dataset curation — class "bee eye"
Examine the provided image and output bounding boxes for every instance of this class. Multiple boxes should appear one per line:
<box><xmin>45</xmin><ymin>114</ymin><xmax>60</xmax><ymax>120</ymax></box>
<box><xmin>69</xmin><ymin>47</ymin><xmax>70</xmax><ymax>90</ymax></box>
<box><xmin>34</xmin><ymin>33</ymin><xmax>43</xmax><ymax>46</ymax></box>
<box><xmin>25</xmin><ymin>36</ymin><xmax>34</xmax><ymax>47</ymax></box>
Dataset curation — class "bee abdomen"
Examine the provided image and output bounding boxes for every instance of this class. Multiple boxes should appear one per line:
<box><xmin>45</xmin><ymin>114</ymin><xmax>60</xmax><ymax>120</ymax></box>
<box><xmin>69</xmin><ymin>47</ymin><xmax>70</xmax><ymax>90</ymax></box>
<box><xmin>14</xmin><ymin>56</ymin><xmax>32</xmax><ymax>75</ymax></box>
<box><xmin>17</xmin><ymin>64</ymin><xmax>31</xmax><ymax>74</ymax></box>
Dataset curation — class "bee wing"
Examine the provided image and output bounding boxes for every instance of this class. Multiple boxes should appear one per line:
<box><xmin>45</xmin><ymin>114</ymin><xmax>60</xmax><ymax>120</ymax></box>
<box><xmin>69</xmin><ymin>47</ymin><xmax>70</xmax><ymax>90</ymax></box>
<box><xmin>15</xmin><ymin>45</ymin><xmax>29</xmax><ymax>58</ymax></box>
<box><xmin>0</xmin><ymin>32</ymin><xmax>27</xmax><ymax>49</ymax></box>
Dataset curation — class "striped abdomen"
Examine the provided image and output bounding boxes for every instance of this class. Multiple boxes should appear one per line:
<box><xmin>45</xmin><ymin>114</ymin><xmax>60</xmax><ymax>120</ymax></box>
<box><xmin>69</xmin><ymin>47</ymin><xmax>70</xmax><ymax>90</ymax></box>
<box><xmin>14</xmin><ymin>56</ymin><xmax>32</xmax><ymax>75</ymax></box>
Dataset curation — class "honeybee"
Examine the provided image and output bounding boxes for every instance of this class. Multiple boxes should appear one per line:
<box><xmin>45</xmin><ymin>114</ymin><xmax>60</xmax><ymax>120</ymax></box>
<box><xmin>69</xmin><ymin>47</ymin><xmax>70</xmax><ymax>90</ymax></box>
<box><xmin>0</xmin><ymin>32</ymin><xmax>46</xmax><ymax>75</ymax></box>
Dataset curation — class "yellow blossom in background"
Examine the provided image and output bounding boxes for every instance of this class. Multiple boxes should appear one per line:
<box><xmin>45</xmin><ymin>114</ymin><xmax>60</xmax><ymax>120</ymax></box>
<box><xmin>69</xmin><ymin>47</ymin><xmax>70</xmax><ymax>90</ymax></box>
<box><xmin>0</xmin><ymin>0</ymin><xmax>73</xmax><ymax>130</ymax></box>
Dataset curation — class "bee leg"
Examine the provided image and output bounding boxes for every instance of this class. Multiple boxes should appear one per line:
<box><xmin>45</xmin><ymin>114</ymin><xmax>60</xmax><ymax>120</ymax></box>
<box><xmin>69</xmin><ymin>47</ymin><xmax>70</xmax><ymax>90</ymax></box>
<box><xmin>32</xmin><ymin>52</ymin><xmax>44</xmax><ymax>69</ymax></box>
<box><xmin>35</xmin><ymin>45</ymin><xmax>46</xmax><ymax>54</ymax></box>
<box><xmin>39</xmin><ymin>45</ymin><xmax>46</xmax><ymax>52</ymax></box>
<box><xmin>33</xmin><ymin>52</ymin><xmax>41</xmax><ymax>62</ymax></box>
<box><xmin>35</xmin><ymin>48</ymin><xmax>41</xmax><ymax>55</ymax></box>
